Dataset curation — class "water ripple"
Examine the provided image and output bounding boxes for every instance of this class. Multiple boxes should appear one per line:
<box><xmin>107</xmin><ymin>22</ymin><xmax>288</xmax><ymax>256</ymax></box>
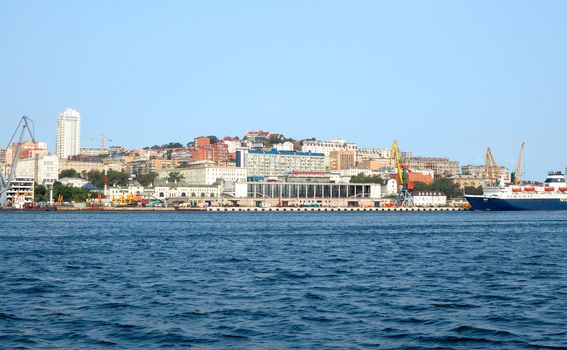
<box><xmin>0</xmin><ymin>211</ymin><xmax>566</xmax><ymax>349</ymax></box>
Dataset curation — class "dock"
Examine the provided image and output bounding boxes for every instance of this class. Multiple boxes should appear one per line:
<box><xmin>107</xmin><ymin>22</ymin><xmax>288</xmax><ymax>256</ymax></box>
<box><xmin>207</xmin><ymin>206</ymin><xmax>468</xmax><ymax>212</ymax></box>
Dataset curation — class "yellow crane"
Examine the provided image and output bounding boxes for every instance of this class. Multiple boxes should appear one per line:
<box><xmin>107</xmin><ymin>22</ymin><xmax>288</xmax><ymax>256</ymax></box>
<box><xmin>484</xmin><ymin>147</ymin><xmax>500</xmax><ymax>183</ymax></box>
<box><xmin>389</xmin><ymin>140</ymin><xmax>414</xmax><ymax>206</ymax></box>
<box><xmin>389</xmin><ymin>140</ymin><xmax>404</xmax><ymax>187</ymax></box>
<box><xmin>512</xmin><ymin>142</ymin><xmax>525</xmax><ymax>185</ymax></box>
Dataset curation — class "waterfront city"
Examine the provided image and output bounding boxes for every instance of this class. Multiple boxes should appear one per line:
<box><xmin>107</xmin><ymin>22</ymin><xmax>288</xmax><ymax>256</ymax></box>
<box><xmin>2</xmin><ymin>2</ymin><xmax>567</xmax><ymax>349</ymax></box>
<box><xmin>0</xmin><ymin>109</ymin><xmax>525</xmax><ymax>211</ymax></box>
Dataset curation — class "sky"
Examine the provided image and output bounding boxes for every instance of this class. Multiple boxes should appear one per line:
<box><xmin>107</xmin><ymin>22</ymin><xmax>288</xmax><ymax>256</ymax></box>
<box><xmin>1</xmin><ymin>0</ymin><xmax>566</xmax><ymax>179</ymax></box>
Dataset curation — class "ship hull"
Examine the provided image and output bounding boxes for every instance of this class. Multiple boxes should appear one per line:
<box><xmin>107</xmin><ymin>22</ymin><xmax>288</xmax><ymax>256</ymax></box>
<box><xmin>466</xmin><ymin>195</ymin><xmax>567</xmax><ymax>211</ymax></box>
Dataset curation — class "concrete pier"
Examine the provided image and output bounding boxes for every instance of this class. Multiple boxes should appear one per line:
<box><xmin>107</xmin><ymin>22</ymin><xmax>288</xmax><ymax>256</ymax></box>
<box><xmin>207</xmin><ymin>207</ymin><xmax>468</xmax><ymax>212</ymax></box>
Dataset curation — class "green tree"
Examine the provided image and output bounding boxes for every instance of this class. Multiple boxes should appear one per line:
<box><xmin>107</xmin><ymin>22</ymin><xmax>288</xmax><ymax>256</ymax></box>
<box><xmin>59</xmin><ymin>169</ymin><xmax>79</xmax><ymax>178</ymax></box>
<box><xmin>87</xmin><ymin>170</ymin><xmax>130</xmax><ymax>188</ymax></box>
<box><xmin>87</xmin><ymin>170</ymin><xmax>104</xmax><ymax>188</ymax></box>
<box><xmin>350</xmin><ymin>173</ymin><xmax>384</xmax><ymax>184</ymax></box>
<box><xmin>108</xmin><ymin>170</ymin><xmax>130</xmax><ymax>187</ymax></box>
<box><xmin>167</xmin><ymin>171</ymin><xmax>184</xmax><ymax>183</ymax></box>
<box><xmin>162</xmin><ymin>142</ymin><xmax>183</xmax><ymax>149</ymax></box>
<box><xmin>137</xmin><ymin>172</ymin><xmax>158</xmax><ymax>186</ymax></box>
<box><xmin>52</xmin><ymin>181</ymin><xmax>89</xmax><ymax>202</ymax></box>
<box><xmin>464</xmin><ymin>186</ymin><xmax>483</xmax><ymax>195</ymax></box>
<box><xmin>208</xmin><ymin>136</ymin><xmax>218</xmax><ymax>144</ymax></box>
<box><xmin>430</xmin><ymin>178</ymin><xmax>462</xmax><ymax>198</ymax></box>
<box><xmin>34</xmin><ymin>184</ymin><xmax>48</xmax><ymax>202</ymax></box>
<box><xmin>412</xmin><ymin>178</ymin><xmax>463</xmax><ymax>198</ymax></box>
<box><xmin>412</xmin><ymin>181</ymin><xmax>430</xmax><ymax>191</ymax></box>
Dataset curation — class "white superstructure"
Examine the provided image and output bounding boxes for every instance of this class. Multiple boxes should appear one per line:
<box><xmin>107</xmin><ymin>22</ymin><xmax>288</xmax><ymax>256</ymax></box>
<box><xmin>56</xmin><ymin>108</ymin><xmax>81</xmax><ymax>159</ymax></box>
<box><xmin>480</xmin><ymin>172</ymin><xmax>567</xmax><ymax>200</ymax></box>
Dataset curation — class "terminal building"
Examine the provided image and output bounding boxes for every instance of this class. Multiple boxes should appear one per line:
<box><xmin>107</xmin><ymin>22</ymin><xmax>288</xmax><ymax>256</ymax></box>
<box><xmin>246</xmin><ymin>181</ymin><xmax>381</xmax><ymax>200</ymax></box>
<box><xmin>140</xmin><ymin>176</ymin><xmax>383</xmax><ymax>208</ymax></box>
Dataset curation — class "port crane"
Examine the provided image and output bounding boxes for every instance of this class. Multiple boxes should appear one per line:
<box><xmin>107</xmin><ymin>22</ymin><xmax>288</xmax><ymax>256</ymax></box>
<box><xmin>511</xmin><ymin>142</ymin><xmax>525</xmax><ymax>185</ymax></box>
<box><xmin>0</xmin><ymin>116</ymin><xmax>36</xmax><ymax>208</ymax></box>
<box><xmin>389</xmin><ymin>140</ymin><xmax>414</xmax><ymax>207</ymax></box>
<box><xmin>85</xmin><ymin>134</ymin><xmax>112</xmax><ymax>154</ymax></box>
<box><xmin>484</xmin><ymin>147</ymin><xmax>500</xmax><ymax>185</ymax></box>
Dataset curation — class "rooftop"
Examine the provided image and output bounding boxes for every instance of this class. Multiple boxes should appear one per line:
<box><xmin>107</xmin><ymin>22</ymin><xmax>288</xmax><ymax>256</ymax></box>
<box><xmin>247</xmin><ymin>149</ymin><xmax>324</xmax><ymax>157</ymax></box>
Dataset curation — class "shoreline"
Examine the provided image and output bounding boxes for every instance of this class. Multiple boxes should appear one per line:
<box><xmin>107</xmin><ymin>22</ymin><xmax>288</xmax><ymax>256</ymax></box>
<box><xmin>0</xmin><ymin>206</ymin><xmax>469</xmax><ymax>212</ymax></box>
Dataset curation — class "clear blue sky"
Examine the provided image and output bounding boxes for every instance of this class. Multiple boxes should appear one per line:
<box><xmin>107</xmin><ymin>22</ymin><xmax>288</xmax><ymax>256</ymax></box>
<box><xmin>1</xmin><ymin>1</ymin><xmax>566</xmax><ymax>179</ymax></box>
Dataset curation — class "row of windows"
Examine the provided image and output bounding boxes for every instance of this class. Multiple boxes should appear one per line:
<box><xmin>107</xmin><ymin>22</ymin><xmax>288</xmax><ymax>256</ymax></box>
<box><xmin>545</xmin><ymin>178</ymin><xmax>565</xmax><ymax>183</ymax></box>
<box><xmin>158</xmin><ymin>192</ymin><xmax>216</xmax><ymax>198</ymax></box>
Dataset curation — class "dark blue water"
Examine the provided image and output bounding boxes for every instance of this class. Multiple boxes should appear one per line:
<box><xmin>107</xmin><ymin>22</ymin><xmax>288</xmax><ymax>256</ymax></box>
<box><xmin>1</xmin><ymin>212</ymin><xmax>566</xmax><ymax>349</ymax></box>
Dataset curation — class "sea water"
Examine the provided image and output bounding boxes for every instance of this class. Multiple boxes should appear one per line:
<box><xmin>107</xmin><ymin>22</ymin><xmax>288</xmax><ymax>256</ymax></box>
<box><xmin>1</xmin><ymin>211</ymin><xmax>566</xmax><ymax>349</ymax></box>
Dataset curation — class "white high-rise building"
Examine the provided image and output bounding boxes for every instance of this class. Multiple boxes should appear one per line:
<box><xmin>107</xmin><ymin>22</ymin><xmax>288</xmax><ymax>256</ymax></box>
<box><xmin>56</xmin><ymin>108</ymin><xmax>81</xmax><ymax>159</ymax></box>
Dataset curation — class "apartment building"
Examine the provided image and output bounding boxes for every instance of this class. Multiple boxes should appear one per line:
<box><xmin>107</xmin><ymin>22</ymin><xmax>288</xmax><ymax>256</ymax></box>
<box><xmin>127</xmin><ymin>159</ymin><xmax>179</xmax><ymax>175</ymax></box>
<box><xmin>158</xmin><ymin>165</ymin><xmax>247</xmax><ymax>185</ymax></box>
<box><xmin>406</xmin><ymin>157</ymin><xmax>460</xmax><ymax>177</ymax></box>
<box><xmin>236</xmin><ymin>149</ymin><xmax>325</xmax><ymax>177</ymax></box>
<box><xmin>5</xmin><ymin>142</ymin><xmax>48</xmax><ymax>165</ymax></box>
<box><xmin>461</xmin><ymin>165</ymin><xmax>510</xmax><ymax>182</ymax></box>
<box><xmin>329</xmin><ymin>150</ymin><xmax>356</xmax><ymax>170</ymax></box>
<box><xmin>56</xmin><ymin>108</ymin><xmax>81</xmax><ymax>159</ymax></box>
<box><xmin>301</xmin><ymin>139</ymin><xmax>358</xmax><ymax>167</ymax></box>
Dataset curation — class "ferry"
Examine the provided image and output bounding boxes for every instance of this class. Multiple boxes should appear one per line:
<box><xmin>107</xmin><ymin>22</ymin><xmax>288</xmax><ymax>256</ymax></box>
<box><xmin>466</xmin><ymin>171</ymin><xmax>567</xmax><ymax>211</ymax></box>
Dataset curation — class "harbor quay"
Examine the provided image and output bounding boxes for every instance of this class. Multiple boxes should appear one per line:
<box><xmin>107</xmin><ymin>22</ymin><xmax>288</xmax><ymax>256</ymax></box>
<box><xmin>207</xmin><ymin>206</ymin><xmax>467</xmax><ymax>212</ymax></box>
<box><xmin>42</xmin><ymin>205</ymin><xmax>468</xmax><ymax>212</ymax></box>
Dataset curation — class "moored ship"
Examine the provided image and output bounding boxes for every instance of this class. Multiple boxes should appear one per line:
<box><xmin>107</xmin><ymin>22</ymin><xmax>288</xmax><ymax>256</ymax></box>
<box><xmin>466</xmin><ymin>171</ymin><xmax>567</xmax><ymax>211</ymax></box>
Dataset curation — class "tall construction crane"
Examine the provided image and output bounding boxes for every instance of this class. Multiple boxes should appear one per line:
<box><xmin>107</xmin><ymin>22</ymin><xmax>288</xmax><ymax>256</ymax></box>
<box><xmin>0</xmin><ymin>116</ymin><xmax>35</xmax><ymax>207</ymax></box>
<box><xmin>85</xmin><ymin>134</ymin><xmax>112</xmax><ymax>154</ymax></box>
<box><xmin>511</xmin><ymin>142</ymin><xmax>525</xmax><ymax>185</ymax></box>
<box><xmin>484</xmin><ymin>147</ymin><xmax>500</xmax><ymax>184</ymax></box>
<box><xmin>389</xmin><ymin>140</ymin><xmax>414</xmax><ymax>207</ymax></box>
